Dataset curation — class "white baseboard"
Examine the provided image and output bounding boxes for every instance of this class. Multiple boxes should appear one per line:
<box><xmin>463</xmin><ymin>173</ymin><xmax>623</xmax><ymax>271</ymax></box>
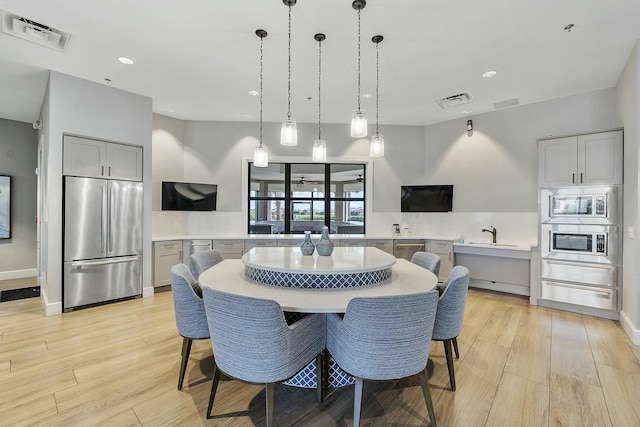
<box><xmin>40</xmin><ymin>286</ymin><xmax>62</xmax><ymax>316</ymax></box>
<box><xmin>620</xmin><ymin>310</ymin><xmax>640</xmax><ymax>346</ymax></box>
<box><xmin>0</xmin><ymin>268</ymin><xmax>37</xmax><ymax>281</ymax></box>
<box><xmin>142</xmin><ymin>286</ymin><xmax>155</xmax><ymax>298</ymax></box>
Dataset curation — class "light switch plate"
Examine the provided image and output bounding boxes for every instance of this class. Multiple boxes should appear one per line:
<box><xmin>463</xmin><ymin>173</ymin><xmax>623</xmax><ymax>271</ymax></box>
<box><xmin>629</xmin><ymin>227</ymin><xmax>635</xmax><ymax>239</ymax></box>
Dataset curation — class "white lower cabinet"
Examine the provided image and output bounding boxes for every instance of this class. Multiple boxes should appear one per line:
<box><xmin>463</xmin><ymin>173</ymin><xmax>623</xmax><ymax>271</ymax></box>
<box><xmin>213</xmin><ymin>239</ymin><xmax>244</xmax><ymax>259</ymax></box>
<box><xmin>153</xmin><ymin>241</ymin><xmax>182</xmax><ymax>287</ymax></box>
<box><xmin>244</xmin><ymin>239</ymin><xmax>278</xmax><ymax>251</ymax></box>
<box><xmin>366</xmin><ymin>239</ymin><xmax>394</xmax><ymax>254</ymax></box>
<box><xmin>427</xmin><ymin>239</ymin><xmax>454</xmax><ymax>281</ymax></box>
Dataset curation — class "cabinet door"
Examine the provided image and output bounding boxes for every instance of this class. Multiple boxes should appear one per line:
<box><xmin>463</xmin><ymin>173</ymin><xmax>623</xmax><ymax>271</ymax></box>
<box><xmin>538</xmin><ymin>137</ymin><xmax>577</xmax><ymax>186</ymax></box>
<box><xmin>366</xmin><ymin>239</ymin><xmax>394</xmax><ymax>254</ymax></box>
<box><xmin>154</xmin><ymin>241</ymin><xmax>182</xmax><ymax>287</ymax></box>
<box><xmin>578</xmin><ymin>131</ymin><xmax>623</xmax><ymax>186</ymax></box>
<box><xmin>106</xmin><ymin>143</ymin><xmax>143</xmax><ymax>181</ymax></box>
<box><xmin>63</xmin><ymin>136</ymin><xmax>106</xmax><ymax>178</ymax></box>
<box><xmin>428</xmin><ymin>240</ymin><xmax>453</xmax><ymax>281</ymax></box>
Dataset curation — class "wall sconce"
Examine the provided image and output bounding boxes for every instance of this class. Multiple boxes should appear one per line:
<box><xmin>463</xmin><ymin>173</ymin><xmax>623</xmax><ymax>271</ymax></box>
<box><xmin>466</xmin><ymin>120</ymin><xmax>473</xmax><ymax>132</ymax></box>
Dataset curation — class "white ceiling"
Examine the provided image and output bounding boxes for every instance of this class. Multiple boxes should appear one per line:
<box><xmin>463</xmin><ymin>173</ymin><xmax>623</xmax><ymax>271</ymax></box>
<box><xmin>0</xmin><ymin>0</ymin><xmax>639</xmax><ymax>126</ymax></box>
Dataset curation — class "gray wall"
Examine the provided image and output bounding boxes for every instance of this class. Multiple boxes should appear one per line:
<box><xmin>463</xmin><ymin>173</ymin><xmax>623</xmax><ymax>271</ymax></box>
<box><xmin>616</xmin><ymin>42</ymin><xmax>640</xmax><ymax>337</ymax></box>
<box><xmin>423</xmin><ymin>88</ymin><xmax>618</xmax><ymax>212</ymax></box>
<box><xmin>180</xmin><ymin>120</ymin><xmax>425</xmax><ymax>212</ymax></box>
<box><xmin>0</xmin><ymin>118</ymin><xmax>37</xmax><ymax>273</ymax></box>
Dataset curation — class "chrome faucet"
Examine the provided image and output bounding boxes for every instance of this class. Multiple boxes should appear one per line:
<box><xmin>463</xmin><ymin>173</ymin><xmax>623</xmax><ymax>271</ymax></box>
<box><xmin>482</xmin><ymin>226</ymin><xmax>497</xmax><ymax>243</ymax></box>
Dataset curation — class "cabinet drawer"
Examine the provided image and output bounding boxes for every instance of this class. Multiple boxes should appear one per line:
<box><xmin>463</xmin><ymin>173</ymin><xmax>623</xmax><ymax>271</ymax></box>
<box><xmin>214</xmin><ymin>240</ymin><xmax>244</xmax><ymax>251</ymax></box>
<box><xmin>430</xmin><ymin>240</ymin><xmax>453</xmax><ymax>252</ymax></box>
<box><xmin>366</xmin><ymin>239</ymin><xmax>393</xmax><ymax>254</ymax></box>
<box><xmin>277</xmin><ymin>239</ymin><xmax>305</xmax><ymax>247</ymax></box>
<box><xmin>339</xmin><ymin>239</ymin><xmax>366</xmax><ymax>247</ymax></box>
<box><xmin>541</xmin><ymin>260</ymin><xmax>617</xmax><ymax>289</ymax></box>
<box><xmin>245</xmin><ymin>239</ymin><xmax>277</xmax><ymax>251</ymax></box>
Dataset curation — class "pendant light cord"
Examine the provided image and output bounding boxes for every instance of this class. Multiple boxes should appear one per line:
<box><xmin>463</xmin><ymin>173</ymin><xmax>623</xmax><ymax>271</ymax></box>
<box><xmin>287</xmin><ymin>5</ymin><xmax>292</xmax><ymax>120</ymax></box>
<box><xmin>318</xmin><ymin>36</ymin><xmax>322</xmax><ymax>140</ymax></box>
<box><xmin>375</xmin><ymin>40</ymin><xmax>379</xmax><ymax>135</ymax></box>
<box><xmin>260</xmin><ymin>35</ymin><xmax>264</xmax><ymax>147</ymax></box>
<box><xmin>356</xmin><ymin>8</ymin><xmax>361</xmax><ymax>111</ymax></box>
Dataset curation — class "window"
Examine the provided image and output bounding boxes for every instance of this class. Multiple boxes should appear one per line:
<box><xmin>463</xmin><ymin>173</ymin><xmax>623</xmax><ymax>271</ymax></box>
<box><xmin>248</xmin><ymin>162</ymin><xmax>365</xmax><ymax>234</ymax></box>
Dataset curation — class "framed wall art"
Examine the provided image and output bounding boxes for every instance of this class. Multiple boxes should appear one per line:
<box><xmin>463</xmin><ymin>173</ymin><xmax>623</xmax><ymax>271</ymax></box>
<box><xmin>0</xmin><ymin>175</ymin><xmax>11</xmax><ymax>239</ymax></box>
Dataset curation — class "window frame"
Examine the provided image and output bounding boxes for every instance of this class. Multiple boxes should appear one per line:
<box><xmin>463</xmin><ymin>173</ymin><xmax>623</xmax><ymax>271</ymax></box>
<box><xmin>247</xmin><ymin>161</ymin><xmax>367</xmax><ymax>235</ymax></box>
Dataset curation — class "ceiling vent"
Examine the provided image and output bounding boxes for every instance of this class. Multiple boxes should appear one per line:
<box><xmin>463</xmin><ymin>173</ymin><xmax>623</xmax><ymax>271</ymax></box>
<box><xmin>493</xmin><ymin>98</ymin><xmax>520</xmax><ymax>110</ymax></box>
<box><xmin>435</xmin><ymin>91</ymin><xmax>476</xmax><ymax>109</ymax></box>
<box><xmin>1</xmin><ymin>10</ymin><xmax>71</xmax><ymax>51</ymax></box>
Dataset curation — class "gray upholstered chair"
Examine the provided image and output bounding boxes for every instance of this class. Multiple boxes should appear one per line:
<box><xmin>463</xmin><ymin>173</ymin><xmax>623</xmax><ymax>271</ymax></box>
<box><xmin>326</xmin><ymin>292</ymin><xmax>439</xmax><ymax>427</ymax></box>
<box><xmin>411</xmin><ymin>251</ymin><xmax>441</xmax><ymax>278</ymax></box>
<box><xmin>432</xmin><ymin>265</ymin><xmax>470</xmax><ymax>391</ymax></box>
<box><xmin>190</xmin><ymin>249</ymin><xmax>224</xmax><ymax>280</ymax></box>
<box><xmin>170</xmin><ymin>263</ymin><xmax>210</xmax><ymax>390</ymax></box>
<box><xmin>203</xmin><ymin>287</ymin><xmax>326</xmax><ymax>425</ymax></box>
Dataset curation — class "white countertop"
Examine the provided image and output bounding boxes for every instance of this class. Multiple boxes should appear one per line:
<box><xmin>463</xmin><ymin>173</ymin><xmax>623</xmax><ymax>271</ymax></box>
<box><xmin>453</xmin><ymin>241</ymin><xmax>534</xmax><ymax>259</ymax></box>
<box><xmin>242</xmin><ymin>246</ymin><xmax>396</xmax><ymax>274</ymax></box>
<box><xmin>153</xmin><ymin>233</ymin><xmax>460</xmax><ymax>242</ymax></box>
<box><xmin>199</xmin><ymin>258</ymin><xmax>438</xmax><ymax>313</ymax></box>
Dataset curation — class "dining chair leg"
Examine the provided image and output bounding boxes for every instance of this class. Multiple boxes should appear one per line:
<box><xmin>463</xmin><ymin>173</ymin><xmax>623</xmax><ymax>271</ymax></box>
<box><xmin>206</xmin><ymin>364</ymin><xmax>221</xmax><ymax>419</ymax></box>
<box><xmin>353</xmin><ymin>378</ymin><xmax>364</xmax><ymax>427</ymax></box>
<box><xmin>418</xmin><ymin>368</ymin><xmax>437</xmax><ymax>427</ymax></box>
<box><xmin>178</xmin><ymin>336</ymin><xmax>193</xmax><ymax>390</ymax></box>
<box><xmin>316</xmin><ymin>353</ymin><xmax>323</xmax><ymax>403</ymax></box>
<box><xmin>443</xmin><ymin>339</ymin><xmax>456</xmax><ymax>391</ymax></box>
<box><xmin>265</xmin><ymin>382</ymin><xmax>275</xmax><ymax>427</ymax></box>
<box><xmin>452</xmin><ymin>337</ymin><xmax>460</xmax><ymax>359</ymax></box>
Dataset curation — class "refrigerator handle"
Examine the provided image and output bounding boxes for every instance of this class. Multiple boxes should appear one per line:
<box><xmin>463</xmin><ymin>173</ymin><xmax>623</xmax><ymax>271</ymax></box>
<box><xmin>101</xmin><ymin>185</ymin><xmax>106</xmax><ymax>254</ymax></box>
<box><xmin>71</xmin><ymin>256</ymin><xmax>140</xmax><ymax>268</ymax></box>
<box><xmin>108</xmin><ymin>184</ymin><xmax>114</xmax><ymax>253</ymax></box>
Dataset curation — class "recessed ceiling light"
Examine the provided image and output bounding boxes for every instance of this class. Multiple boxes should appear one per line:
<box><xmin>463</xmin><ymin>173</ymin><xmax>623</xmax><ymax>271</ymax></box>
<box><xmin>362</xmin><ymin>93</ymin><xmax>373</xmax><ymax>99</ymax></box>
<box><xmin>117</xmin><ymin>56</ymin><xmax>134</xmax><ymax>65</ymax></box>
<box><xmin>249</xmin><ymin>90</ymin><xmax>260</xmax><ymax>96</ymax></box>
<box><xmin>165</xmin><ymin>109</ymin><xmax>174</xmax><ymax>113</ymax></box>
<box><xmin>461</xmin><ymin>110</ymin><xmax>471</xmax><ymax>115</ymax></box>
<box><xmin>482</xmin><ymin>70</ymin><xmax>497</xmax><ymax>78</ymax></box>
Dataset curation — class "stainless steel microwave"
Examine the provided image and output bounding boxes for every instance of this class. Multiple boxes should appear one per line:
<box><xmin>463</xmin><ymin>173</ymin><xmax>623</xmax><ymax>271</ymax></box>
<box><xmin>540</xmin><ymin>186</ymin><xmax>619</xmax><ymax>224</ymax></box>
<box><xmin>541</xmin><ymin>224</ymin><xmax>617</xmax><ymax>264</ymax></box>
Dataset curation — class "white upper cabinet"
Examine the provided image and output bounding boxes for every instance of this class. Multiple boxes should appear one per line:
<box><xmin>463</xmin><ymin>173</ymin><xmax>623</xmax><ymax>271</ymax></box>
<box><xmin>538</xmin><ymin>130</ymin><xmax>622</xmax><ymax>187</ymax></box>
<box><xmin>63</xmin><ymin>135</ymin><xmax>143</xmax><ymax>181</ymax></box>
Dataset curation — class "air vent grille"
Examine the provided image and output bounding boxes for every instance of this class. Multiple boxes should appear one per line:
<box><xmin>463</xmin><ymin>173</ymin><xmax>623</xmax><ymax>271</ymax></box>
<box><xmin>435</xmin><ymin>91</ymin><xmax>476</xmax><ymax>109</ymax></box>
<box><xmin>493</xmin><ymin>98</ymin><xmax>520</xmax><ymax>109</ymax></box>
<box><xmin>1</xmin><ymin>9</ymin><xmax>71</xmax><ymax>51</ymax></box>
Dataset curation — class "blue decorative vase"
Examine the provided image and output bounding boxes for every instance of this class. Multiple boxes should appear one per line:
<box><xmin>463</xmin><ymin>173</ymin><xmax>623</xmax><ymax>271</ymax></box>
<box><xmin>300</xmin><ymin>231</ymin><xmax>316</xmax><ymax>256</ymax></box>
<box><xmin>315</xmin><ymin>226</ymin><xmax>334</xmax><ymax>256</ymax></box>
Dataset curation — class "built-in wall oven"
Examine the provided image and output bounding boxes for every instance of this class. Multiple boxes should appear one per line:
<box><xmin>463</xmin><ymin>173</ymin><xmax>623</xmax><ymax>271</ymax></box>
<box><xmin>539</xmin><ymin>186</ymin><xmax>621</xmax><ymax>314</ymax></box>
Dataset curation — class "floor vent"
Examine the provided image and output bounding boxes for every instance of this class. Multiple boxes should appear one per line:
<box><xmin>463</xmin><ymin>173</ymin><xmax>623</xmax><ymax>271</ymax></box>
<box><xmin>1</xmin><ymin>9</ymin><xmax>71</xmax><ymax>51</ymax></box>
<box><xmin>493</xmin><ymin>98</ymin><xmax>520</xmax><ymax>109</ymax></box>
<box><xmin>435</xmin><ymin>91</ymin><xmax>476</xmax><ymax>109</ymax></box>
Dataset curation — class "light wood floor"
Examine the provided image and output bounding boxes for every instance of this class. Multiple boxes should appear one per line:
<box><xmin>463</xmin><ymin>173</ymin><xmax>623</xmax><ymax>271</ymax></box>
<box><xmin>1</xmin><ymin>289</ymin><xmax>639</xmax><ymax>426</ymax></box>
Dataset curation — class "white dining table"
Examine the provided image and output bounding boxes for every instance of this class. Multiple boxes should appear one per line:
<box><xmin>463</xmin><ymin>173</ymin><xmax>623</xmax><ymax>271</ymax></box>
<box><xmin>198</xmin><ymin>249</ymin><xmax>438</xmax><ymax>313</ymax></box>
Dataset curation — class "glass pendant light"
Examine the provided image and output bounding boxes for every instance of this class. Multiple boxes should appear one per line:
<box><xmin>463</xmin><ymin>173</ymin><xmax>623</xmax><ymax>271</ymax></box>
<box><xmin>351</xmin><ymin>0</ymin><xmax>367</xmax><ymax>138</ymax></box>
<box><xmin>312</xmin><ymin>33</ymin><xmax>327</xmax><ymax>162</ymax></box>
<box><xmin>370</xmin><ymin>35</ymin><xmax>384</xmax><ymax>157</ymax></box>
<box><xmin>253</xmin><ymin>29</ymin><xmax>269</xmax><ymax>168</ymax></box>
<box><xmin>280</xmin><ymin>0</ymin><xmax>298</xmax><ymax>146</ymax></box>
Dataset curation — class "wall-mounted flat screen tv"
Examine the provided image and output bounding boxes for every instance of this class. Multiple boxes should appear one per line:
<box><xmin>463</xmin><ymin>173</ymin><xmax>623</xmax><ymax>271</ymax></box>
<box><xmin>401</xmin><ymin>185</ymin><xmax>453</xmax><ymax>212</ymax></box>
<box><xmin>162</xmin><ymin>182</ymin><xmax>217</xmax><ymax>211</ymax></box>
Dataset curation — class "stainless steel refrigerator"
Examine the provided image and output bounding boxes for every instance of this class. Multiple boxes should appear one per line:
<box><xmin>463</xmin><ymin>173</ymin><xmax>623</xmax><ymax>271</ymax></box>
<box><xmin>63</xmin><ymin>176</ymin><xmax>143</xmax><ymax>310</ymax></box>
